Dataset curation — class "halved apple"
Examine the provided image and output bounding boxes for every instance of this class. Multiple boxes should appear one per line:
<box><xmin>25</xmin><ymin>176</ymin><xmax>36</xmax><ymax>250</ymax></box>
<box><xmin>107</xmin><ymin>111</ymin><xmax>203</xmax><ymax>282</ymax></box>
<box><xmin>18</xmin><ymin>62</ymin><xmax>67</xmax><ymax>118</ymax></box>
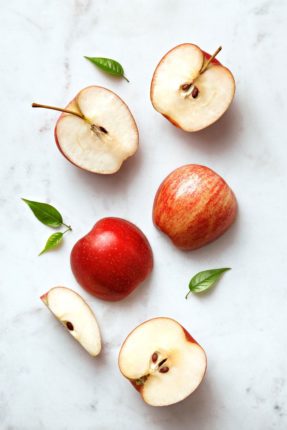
<box><xmin>33</xmin><ymin>86</ymin><xmax>139</xmax><ymax>174</ymax></box>
<box><xmin>118</xmin><ymin>317</ymin><xmax>207</xmax><ymax>406</ymax></box>
<box><xmin>41</xmin><ymin>286</ymin><xmax>101</xmax><ymax>356</ymax></box>
<box><xmin>150</xmin><ymin>44</ymin><xmax>235</xmax><ymax>131</ymax></box>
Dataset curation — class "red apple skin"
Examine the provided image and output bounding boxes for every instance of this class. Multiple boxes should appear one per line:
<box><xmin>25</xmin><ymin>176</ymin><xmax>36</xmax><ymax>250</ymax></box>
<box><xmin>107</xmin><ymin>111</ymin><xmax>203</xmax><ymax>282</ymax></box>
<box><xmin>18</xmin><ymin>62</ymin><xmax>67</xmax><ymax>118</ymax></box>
<box><xmin>119</xmin><ymin>317</ymin><xmax>207</xmax><ymax>394</ymax></box>
<box><xmin>153</xmin><ymin>164</ymin><xmax>237</xmax><ymax>250</ymax></box>
<box><xmin>54</xmin><ymin>86</ymin><xmax>139</xmax><ymax>174</ymax></box>
<box><xmin>150</xmin><ymin>43</ymin><xmax>232</xmax><ymax>129</ymax></box>
<box><xmin>40</xmin><ymin>291</ymin><xmax>48</xmax><ymax>304</ymax></box>
<box><xmin>70</xmin><ymin>218</ymin><xmax>153</xmax><ymax>301</ymax></box>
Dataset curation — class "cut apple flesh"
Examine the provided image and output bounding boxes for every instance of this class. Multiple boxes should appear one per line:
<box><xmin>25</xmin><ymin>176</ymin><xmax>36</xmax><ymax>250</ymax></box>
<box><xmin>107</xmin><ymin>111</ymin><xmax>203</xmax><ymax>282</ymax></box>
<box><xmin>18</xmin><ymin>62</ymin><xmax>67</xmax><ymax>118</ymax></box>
<box><xmin>118</xmin><ymin>318</ymin><xmax>207</xmax><ymax>406</ymax></box>
<box><xmin>55</xmin><ymin>86</ymin><xmax>139</xmax><ymax>174</ymax></box>
<box><xmin>41</xmin><ymin>286</ymin><xmax>101</xmax><ymax>356</ymax></box>
<box><xmin>151</xmin><ymin>44</ymin><xmax>235</xmax><ymax>131</ymax></box>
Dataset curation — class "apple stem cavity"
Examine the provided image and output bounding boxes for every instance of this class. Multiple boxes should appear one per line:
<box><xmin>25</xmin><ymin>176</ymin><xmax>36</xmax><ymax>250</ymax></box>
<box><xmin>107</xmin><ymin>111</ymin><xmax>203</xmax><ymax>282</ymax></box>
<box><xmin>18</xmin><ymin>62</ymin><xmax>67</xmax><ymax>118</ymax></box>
<box><xmin>200</xmin><ymin>46</ymin><xmax>222</xmax><ymax>74</ymax></box>
<box><xmin>181</xmin><ymin>46</ymin><xmax>222</xmax><ymax>99</ymax></box>
<box><xmin>181</xmin><ymin>46</ymin><xmax>222</xmax><ymax>97</ymax></box>
<box><xmin>32</xmin><ymin>103</ymin><xmax>85</xmax><ymax>120</ymax></box>
<box><xmin>135</xmin><ymin>375</ymin><xmax>148</xmax><ymax>385</ymax></box>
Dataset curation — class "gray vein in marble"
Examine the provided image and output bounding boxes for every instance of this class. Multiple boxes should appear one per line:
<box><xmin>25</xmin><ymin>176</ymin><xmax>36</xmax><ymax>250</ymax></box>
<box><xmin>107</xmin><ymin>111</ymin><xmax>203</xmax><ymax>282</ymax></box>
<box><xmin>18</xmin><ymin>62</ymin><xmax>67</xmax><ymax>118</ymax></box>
<box><xmin>9</xmin><ymin>8</ymin><xmax>44</xmax><ymax>31</ymax></box>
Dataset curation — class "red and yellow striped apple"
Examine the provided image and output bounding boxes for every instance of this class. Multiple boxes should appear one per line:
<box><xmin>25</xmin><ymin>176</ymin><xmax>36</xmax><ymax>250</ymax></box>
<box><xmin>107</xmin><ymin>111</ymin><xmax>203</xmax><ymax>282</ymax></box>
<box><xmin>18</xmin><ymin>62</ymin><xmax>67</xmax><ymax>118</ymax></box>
<box><xmin>153</xmin><ymin>164</ymin><xmax>237</xmax><ymax>250</ymax></box>
<box><xmin>118</xmin><ymin>317</ymin><xmax>207</xmax><ymax>407</ymax></box>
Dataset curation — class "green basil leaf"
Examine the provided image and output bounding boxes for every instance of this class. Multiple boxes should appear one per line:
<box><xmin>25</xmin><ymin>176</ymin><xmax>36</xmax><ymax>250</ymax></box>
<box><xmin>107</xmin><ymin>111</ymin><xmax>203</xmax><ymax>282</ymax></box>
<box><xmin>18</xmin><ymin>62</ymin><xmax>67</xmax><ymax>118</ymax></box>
<box><xmin>22</xmin><ymin>198</ymin><xmax>63</xmax><ymax>228</ymax></box>
<box><xmin>39</xmin><ymin>232</ymin><xmax>63</xmax><ymax>255</ymax></box>
<box><xmin>186</xmin><ymin>268</ymin><xmax>231</xmax><ymax>297</ymax></box>
<box><xmin>84</xmin><ymin>56</ymin><xmax>129</xmax><ymax>82</ymax></box>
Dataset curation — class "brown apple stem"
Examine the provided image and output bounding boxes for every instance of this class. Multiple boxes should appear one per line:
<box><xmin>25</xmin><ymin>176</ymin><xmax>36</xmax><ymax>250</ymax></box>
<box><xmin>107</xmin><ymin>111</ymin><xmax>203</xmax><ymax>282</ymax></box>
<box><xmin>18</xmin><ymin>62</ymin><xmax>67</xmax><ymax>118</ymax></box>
<box><xmin>32</xmin><ymin>103</ymin><xmax>84</xmax><ymax>120</ymax></box>
<box><xmin>200</xmin><ymin>46</ymin><xmax>222</xmax><ymax>74</ymax></box>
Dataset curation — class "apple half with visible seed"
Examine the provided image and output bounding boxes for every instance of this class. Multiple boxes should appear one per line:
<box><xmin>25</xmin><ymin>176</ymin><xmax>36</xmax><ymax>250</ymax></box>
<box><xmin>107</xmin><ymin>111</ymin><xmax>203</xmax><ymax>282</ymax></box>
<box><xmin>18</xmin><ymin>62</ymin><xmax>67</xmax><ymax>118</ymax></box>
<box><xmin>118</xmin><ymin>317</ymin><xmax>207</xmax><ymax>406</ymax></box>
<box><xmin>32</xmin><ymin>86</ymin><xmax>139</xmax><ymax>174</ymax></box>
<box><xmin>150</xmin><ymin>44</ymin><xmax>235</xmax><ymax>131</ymax></box>
<box><xmin>41</xmin><ymin>286</ymin><xmax>101</xmax><ymax>356</ymax></box>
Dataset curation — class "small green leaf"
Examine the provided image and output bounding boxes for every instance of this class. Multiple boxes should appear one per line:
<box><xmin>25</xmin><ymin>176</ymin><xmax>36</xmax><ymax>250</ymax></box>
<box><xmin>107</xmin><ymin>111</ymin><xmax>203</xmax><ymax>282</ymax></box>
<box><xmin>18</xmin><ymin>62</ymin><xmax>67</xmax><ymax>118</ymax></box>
<box><xmin>186</xmin><ymin>268</ymin><xmax>231</xmax><ymax>298</ymax></box>
<box><xmin>39</xmin><ymin>232</ymin><xmax>63</xmax><ymax>255</ymax></box>
<box><xmin>84</xmin><ymin>56</ymin><xmax>129</xmax><ymax>82</ymax></box>
<box><xmin>22</xmin><ymin>198</ymin><xmax>63</xmax><ymax>228</ymax></box>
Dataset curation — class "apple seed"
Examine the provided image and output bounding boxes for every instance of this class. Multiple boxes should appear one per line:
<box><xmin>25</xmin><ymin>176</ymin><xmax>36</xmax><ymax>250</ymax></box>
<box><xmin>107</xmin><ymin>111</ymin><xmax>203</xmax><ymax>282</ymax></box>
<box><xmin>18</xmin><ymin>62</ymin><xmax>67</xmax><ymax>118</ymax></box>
<box><xmin>192</xmin><ymin>86</ymin><xmax>199</xmax><ymax>98</ymax></box>
<box><xmin>90</xmin><ymin>124</ymin><xmax>109</xmax><ymax>136</ymax></box>
<box><xmin>151</xmin><ymin>352</ymin><xmax>158</xmax><ymax>363</ymax></box>
<box><xmin>99</xmin><ymin>126</ymin><xmax>108</xmax><ymax>134</ymax></box>
<box><xmin>66</xmin><ymin>321</ymin><xmax>74</xmax><ymax>331</ymax></box>
<box><xmin>181</xmin><ymin>83</ymin><xmax>192</xmax><ymax>92</ymax></box>
<box><xmin>158</xmin><ymin>358</ymin><xmax>167</xmax><ymax>367</ymax></box>
<box><xmin>159</xmin><ymin>366</ymin><xmax>169</xmax><ymax>373</ymax></box>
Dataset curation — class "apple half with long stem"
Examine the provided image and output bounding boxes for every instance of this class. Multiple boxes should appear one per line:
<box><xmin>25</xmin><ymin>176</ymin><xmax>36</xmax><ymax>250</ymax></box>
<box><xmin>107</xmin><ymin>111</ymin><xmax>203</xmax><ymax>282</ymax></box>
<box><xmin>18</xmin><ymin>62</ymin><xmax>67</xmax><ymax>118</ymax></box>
<box><xmin>153</xmin><ymin>164</ymin><xmax>237</xmax><ymax>250</ymax></box>
<box><xmin>118</xmin><ymin>317</ymin><xmax>207</xmax><ymax>407</ymax></box>
<box><xmin>32</xmin><ymin>86</ymin><xmax>139</xmax><ymax>174</ymax></box>
<box><xmin>41</xmin><ymin>286</ymin><xmax>101</xmax><ymax>356</ymax></box>
<box><xmin>150</xmin><ymin>44</ymin><xmax>235</xmax><ymax>131</ymax></box>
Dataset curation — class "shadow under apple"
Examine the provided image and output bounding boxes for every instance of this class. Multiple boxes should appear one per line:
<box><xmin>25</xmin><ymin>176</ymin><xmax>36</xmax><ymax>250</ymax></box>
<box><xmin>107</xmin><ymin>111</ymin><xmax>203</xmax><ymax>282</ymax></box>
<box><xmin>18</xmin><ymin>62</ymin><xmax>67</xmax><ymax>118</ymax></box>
<box><xmin>154</xmin><ymin>205</ymin><xmax>240</xmax><ymax>268</ymax></box>
<box><xmin>161</xmin><ymin>101</ymin><xmax>242</xmax><ymax>157</ymax></box>
<box><xmin>185</xmin><ymin>207</ymin><xmax>240</xmax><ymax>264</ymax></box>
<box><xmin>138</xmin><ymin>376</ymin><xmax>214</xmax><ymax>429</ymax></box>
<box><xmin>65</xmin><ymin>145</ymin><xmax>144</xmax><ymax>200</ymax></box>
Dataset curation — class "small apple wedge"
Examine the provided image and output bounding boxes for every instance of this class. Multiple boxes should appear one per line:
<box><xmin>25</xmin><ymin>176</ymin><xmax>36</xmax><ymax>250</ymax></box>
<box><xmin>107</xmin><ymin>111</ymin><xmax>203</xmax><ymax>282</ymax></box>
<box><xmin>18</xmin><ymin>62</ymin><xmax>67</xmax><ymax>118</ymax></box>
<box><xmin>150</xmin><ymin>44</ymin><xmax>235</xmax><ymax>131</ymax></box>
<box><xmin>32</xmin><ymin>86</ymin><xmax>139</xmax><ymax>174</ymax></box>
<box><xmin>118</xmin><ymin>318</ymin><xmax>207</xmax><ymax>407</ymax></box>
<box><xmin>41</xmin><ymin>286</ymin><xmax>101</xmax><ymax>356</ymax></box>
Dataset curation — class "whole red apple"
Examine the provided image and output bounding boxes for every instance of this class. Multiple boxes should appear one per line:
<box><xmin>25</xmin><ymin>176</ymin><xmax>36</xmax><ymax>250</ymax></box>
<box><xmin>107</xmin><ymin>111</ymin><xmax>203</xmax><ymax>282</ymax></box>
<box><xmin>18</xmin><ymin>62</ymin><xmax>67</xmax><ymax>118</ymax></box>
<box><xmin>70</xmin><ymin>218</ymin><xmax>153</xmax><ymax>301</ymax></box>
<box><xmin>153</xmin><ymin>164</ymin><xmax>237</xmax><ymax>250</ymax></box>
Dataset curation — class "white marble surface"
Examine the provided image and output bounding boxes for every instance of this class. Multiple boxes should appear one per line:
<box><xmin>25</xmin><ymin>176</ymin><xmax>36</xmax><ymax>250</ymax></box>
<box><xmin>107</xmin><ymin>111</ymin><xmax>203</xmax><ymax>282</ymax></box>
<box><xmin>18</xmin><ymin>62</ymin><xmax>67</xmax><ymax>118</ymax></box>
<box><xmin>1</xmin><ymin>0</ymin><xmax>287</xmax><ymax>428</ymax></box>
